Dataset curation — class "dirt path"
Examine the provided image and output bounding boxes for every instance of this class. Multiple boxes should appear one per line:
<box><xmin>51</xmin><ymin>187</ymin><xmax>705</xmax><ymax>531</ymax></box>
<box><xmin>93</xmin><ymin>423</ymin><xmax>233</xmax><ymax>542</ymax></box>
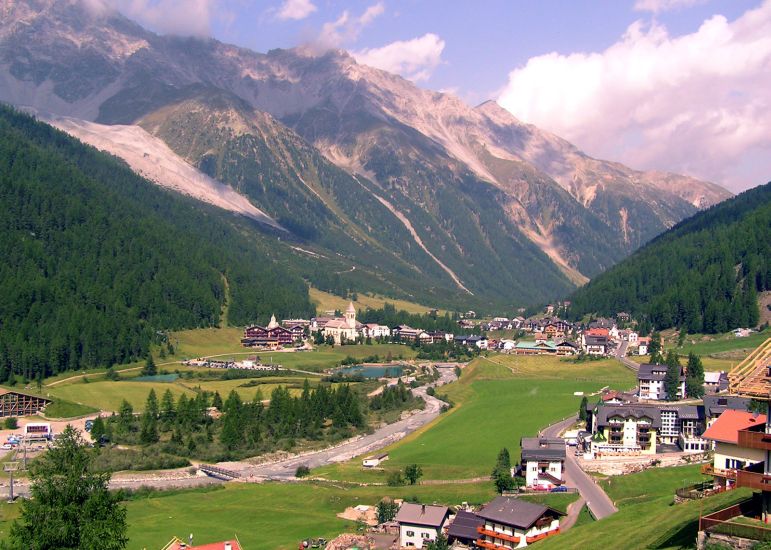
<box><xmin>561</xmin><ymin>496</ymin><xmax>587</xmax><ymax>531</ymax></box>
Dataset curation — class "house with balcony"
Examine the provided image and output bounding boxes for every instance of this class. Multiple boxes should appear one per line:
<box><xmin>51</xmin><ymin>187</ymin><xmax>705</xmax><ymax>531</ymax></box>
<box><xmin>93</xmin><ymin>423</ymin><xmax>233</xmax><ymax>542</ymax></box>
<box><xmin>702</xmin><ymin>409</ymin><xmax>767</xmax><ymax>490</ymax></box>
<box><xmin>395</xmin><ymin>503</ymin><xmax>450</xmax><ymax>549</ymax></box>
<box><xmin>475</xmin><ymin>496</ymin><xmax>564</xmax><ymax>548</ymax></box>
<box><xmin>592</xmin><ymin>404</ymin><xmax>659</xmax><ymax>455</ymax></box>
<box><xmin>519</xmin><ymin>437</ymin><xmax>565</xmax><ymax>488</ymax></box>
<box><xmin>697</xmin><ymin>337</ymin><xmax>771</xmax><ymax>548</ymax></box>
<box><xmin>637</xmin><ymin>363</ymin><xmax>686</xmax><ymax>401</ymax></box>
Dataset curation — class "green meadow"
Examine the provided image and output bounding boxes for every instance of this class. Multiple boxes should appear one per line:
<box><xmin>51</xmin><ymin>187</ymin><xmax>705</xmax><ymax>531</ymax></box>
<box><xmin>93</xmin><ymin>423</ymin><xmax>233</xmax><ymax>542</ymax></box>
<box><xmin>314</xmin><ymin>355</ymin><xmax>637</xmax><ymax>482</ymax></box>
<box><xmin>538</xmin><ymin>464</ymin><xmax>753</xmax><ymax>550</ymax></box>
<box><xmin>120</xmin><ymin>482</ymin><xmax>576</xmax><ymax>550</ymax></box>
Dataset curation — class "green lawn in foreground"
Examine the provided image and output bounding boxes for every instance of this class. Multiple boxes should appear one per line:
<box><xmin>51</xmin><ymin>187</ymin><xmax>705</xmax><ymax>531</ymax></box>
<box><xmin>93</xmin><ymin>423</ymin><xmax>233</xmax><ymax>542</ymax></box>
<box><xmin>537</xmin><ymin>464</ymin><xmax>753</xmax><ymax>550</ymax></box>
<box><xmin>315</xmin><ymin>355</ymin><xmax>636</xmax><ymax>482</ymax></box>
<box><xmin>120</xmin><ymin>481</ymin><xmax>573</xmax><ymax>550</ymax></box>
<box><xmin>42</xmin><ymin>399</ymin><xmax>99</xmax><ymax>419</ymax></box>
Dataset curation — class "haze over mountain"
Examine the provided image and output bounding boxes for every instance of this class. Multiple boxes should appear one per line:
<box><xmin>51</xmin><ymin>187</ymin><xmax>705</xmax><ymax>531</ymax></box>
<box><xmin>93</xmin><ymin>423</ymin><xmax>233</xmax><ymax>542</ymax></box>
<box><xmin>0</xmin><ymin>0</ymin><xmax>733</xmax><ymax>307</ymax></box>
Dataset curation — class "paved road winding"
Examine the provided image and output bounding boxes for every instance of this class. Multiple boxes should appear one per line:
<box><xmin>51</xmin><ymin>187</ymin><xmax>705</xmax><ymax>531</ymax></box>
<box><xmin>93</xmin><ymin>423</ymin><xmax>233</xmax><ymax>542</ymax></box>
<box><xmin>220</xmin><ymin>366</ymin><xmax>459</xmax><ymax>479</ymax></box>
<box><xmin>541</xmin><ymin>416</ymin><xmax>618</xmax><ymax>520</ymax></box>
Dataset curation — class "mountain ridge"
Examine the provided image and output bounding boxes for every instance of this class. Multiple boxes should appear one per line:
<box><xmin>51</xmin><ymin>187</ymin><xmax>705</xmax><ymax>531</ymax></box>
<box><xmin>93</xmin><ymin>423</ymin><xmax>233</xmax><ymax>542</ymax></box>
<box><xmin>0</xmin><ymin>0</ymin><xmax>734</xmax><ymax>306</ymax></box>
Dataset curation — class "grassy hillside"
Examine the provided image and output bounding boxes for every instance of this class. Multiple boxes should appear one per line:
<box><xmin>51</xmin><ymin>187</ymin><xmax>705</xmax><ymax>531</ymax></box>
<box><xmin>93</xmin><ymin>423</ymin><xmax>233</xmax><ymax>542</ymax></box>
<box><xmin>569</xmin><ymin>183</ymin><xmax>771</xmax><ymax>333</ymax></box>
<box><xmin>314</xmin><ymin>355</ymin><xmax>636</xmax><ymax>482</ymax></box>
<box><xmin>0</xmin><ymin>105</ymin><xmax>313</xmax><ymax>382</ymax></box>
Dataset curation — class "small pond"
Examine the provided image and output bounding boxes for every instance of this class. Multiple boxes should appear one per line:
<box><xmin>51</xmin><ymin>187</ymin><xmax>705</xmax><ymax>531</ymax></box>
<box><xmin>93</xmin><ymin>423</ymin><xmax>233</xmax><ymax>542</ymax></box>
<box><xmin>132</xmin><ymin>373</ymin><xmax>179</xmax><ymax>382</ymax></box>
<box><xmin>335</xmin><ymin>364</ymin><xmax>404</xmax><ymax>379</ymax></box>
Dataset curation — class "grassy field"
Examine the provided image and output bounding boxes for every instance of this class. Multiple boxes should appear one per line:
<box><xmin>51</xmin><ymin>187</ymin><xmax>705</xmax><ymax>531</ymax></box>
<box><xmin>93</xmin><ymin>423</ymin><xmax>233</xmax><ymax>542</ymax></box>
<box><xmin>46</xmin><ymin>380</ymin><xmax>198</xmax><ymax>412</ymax></box>
<box><xmin>117</xmin><ymin>481</ymin><xmax>574</xmax><ymax>550</ymax></box>
<box><xmin>676</xmin><ymin>329</ymin><xmax>769</xmax><ymax>357</ymax></box>
<box><xmin>314</xmin><ymin>355</ymin><xmax>636</xmax><ymax>482</ymax></box>
<box><xmin>537</xmin><ymin>464</ymin><xmax>753</xmax><ymax>550</ymax></box>
<box><xmin>309</xmin><ymin>287</ymin><xmax>440</xmax><ymax>315</ymax></box>
<box><xmin>41</xmin><ymin>399</ymin><xmax>99</xmax><ymax>419</ymax></box>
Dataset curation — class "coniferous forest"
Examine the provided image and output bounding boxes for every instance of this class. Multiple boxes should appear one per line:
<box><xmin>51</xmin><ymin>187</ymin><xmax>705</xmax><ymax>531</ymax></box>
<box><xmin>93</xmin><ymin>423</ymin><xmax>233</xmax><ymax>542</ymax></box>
<box><xmin>568</xmin><ymin>183</ymin><xmax>771</xmax><ymax>333</ymax></box>
<box><xmin>0</xmin><ymin>106</ymin><xmax>313</xmax><ymax>382</ymax></box>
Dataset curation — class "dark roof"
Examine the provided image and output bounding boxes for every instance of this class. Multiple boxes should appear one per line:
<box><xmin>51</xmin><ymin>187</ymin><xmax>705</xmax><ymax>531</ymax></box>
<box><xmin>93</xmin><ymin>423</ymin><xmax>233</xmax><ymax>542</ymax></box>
<box><xmin>395</xmin><ymin>503</ymin><xmax>449</xmax><ymax>528</ymax></box>
<box><xmin>520</xmin><ymin>437</ymin><xmax>566</xmax><ymax>461</ymax></box>
<box><xmin>637</xmin><ymin>364</ymin><xmax>667</xmax><ymax>381</ymax></box>
<box><xmin>447</xmin><ymin>511</ymin><xmax>482</xmax><ymax>541</ymax></box>
<box><xmin>596</xmin><ymin>404</ymin><xmax>663</xmax><ymax>429</ymax></box>
<box><xmin>662</xmin><ymin>405</ymin><xmax>704</xmax><ymax>420</ymax></box>
<box><xmin>703</xmin><ymin>395</ymin><xmax>751</xmax><ymax>417</ymax></box>
<box><xmin>476</xmin><ymin>497</ymin><xmax>564</xmax><ymax>529</ymax></box>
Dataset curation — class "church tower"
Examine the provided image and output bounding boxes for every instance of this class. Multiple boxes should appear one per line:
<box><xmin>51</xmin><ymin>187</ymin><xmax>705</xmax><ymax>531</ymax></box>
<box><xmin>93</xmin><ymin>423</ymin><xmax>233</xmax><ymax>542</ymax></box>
<box><xmin>345</xmin><ymin>302</ymin><xmax>356</xmax><ymax>329</ymax></box>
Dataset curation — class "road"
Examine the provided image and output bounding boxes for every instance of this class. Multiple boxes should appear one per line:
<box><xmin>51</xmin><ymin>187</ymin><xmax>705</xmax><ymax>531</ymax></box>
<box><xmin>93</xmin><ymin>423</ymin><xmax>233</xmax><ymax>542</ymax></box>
<box><xmin>227</xmin><ymin>366</ymin><xmax>459</xmax><ymax>479</ymax></box>
<box><xmin>541</xmin><ymin>416</ymin><xmax>618</xmax><ymax>520</ymax></box>
<box><xmin>614</xmin><ymin>339</ymin><xmax>640</xmax><ymax>372</ymax></box>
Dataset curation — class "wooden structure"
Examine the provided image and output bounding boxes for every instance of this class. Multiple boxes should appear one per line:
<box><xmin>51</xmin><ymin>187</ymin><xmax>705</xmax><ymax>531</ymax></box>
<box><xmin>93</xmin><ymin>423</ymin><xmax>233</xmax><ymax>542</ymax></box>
<box><xmin>728</xmin><ymin>338</ymin><xmax>771</xmax><ymax>397</ymax></box>
<box><xmin>0</xmin><ymin>389</ymin><xmax>51</xmax><ymax>418</ymax></box>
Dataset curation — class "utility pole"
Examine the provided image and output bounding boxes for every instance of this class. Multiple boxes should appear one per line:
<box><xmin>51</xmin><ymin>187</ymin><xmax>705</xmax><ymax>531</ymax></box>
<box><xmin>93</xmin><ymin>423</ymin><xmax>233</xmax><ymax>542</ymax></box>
<box><xmin>4</xmin><ymin>461</ymin><xmax>19</xmax><ymax>503</ymax></box>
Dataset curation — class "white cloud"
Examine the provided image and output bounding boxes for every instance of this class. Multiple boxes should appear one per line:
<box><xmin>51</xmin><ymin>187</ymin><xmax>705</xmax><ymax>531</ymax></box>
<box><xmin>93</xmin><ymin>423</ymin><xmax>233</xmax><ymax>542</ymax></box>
<box><xmin>634</xmin><ymin>0</ymin><xmax>705</xmax><ymax>13</ymax></box>
<box><xmin>276</xmin><ymin>0</ymin><xmax>316</xmax><ymax>21</ymax></box>
<box><xmin>497</xmin><ymin>1</ymin><xmax>771</xmax><ymax>191</ymax></box>
<box><xmin>353</xmin><ymin>33</ymin><xmax>445</xmax><ymax>82</ymax></box>
<box><xmin>97</xmin><ymin>0</ymin><xmax>218</xmax><ymax>36</ymax></box>
<box><xmin>314</xmin><ymin>2</ymin><xmax>385</xmax><ymax>48</ymax></box>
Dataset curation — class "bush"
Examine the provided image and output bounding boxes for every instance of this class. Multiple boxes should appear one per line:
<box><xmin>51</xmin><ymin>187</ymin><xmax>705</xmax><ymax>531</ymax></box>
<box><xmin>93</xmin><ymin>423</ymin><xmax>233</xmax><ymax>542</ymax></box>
<box><xmin>387</xmin><ymin>470</ymin><xmax>405</xmax><ymax>486</ymax></box>
<box><xmin>295</xmin><ymin>465</ymin><xmax>311</xmax><ymax>478</ymax></box>
<box><xmin>3</xmin><ymin>417</ymin><xmax>17</xmax><ymax>429</ymax></box>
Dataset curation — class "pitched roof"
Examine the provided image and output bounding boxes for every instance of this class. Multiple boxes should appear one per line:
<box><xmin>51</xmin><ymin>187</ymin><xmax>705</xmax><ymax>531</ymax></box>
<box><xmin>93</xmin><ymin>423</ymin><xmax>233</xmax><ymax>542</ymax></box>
<box><xmin>476</xmin><ymin>496</ymin><xmax>564</xmax><ymax>529</ymax></box>
<box><xmin>520</xmin><ymin>437</ymin><xmax>566</xmax><ymax>461</ymax></box>
<box><xmin>395</xmin><ymin>503</ymin><xmax>449</xmax><ymax>528</ymax></box>
<box><xmin>702</xmin><ymin>409</ymin><xmax>767</xmax><ymax>444</ymax></box>
<box><xmin>447</xmin><ymin>510</ymin><xmax>482</xmax><ymax>541</ymax></box>
<box><xmin>596</xmin><ymin>404</ymin><xmax>662</xmax><ymax>429</ymax></box>
<box><xmin>703</xmin><ymin>395</ymin><xmax>751</xmax><ymax>417</ymax></box>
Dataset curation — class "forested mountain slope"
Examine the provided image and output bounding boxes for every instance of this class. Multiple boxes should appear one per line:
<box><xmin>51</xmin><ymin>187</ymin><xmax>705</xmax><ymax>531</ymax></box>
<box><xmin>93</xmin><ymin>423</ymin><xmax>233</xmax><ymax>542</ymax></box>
<box><xmin>0</xmin><ymin>106</ymin><xmax>313</xmax><ymax>381</ymax></box>
<box><xmin>568</xmin><ymin>183</ymin><xmax>771</xmax><ymax>333</ymax></box>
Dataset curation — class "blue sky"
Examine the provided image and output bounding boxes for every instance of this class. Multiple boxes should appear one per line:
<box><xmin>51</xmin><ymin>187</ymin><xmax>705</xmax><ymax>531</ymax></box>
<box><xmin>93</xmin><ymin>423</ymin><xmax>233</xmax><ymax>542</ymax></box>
<box><xmin>111</xmin><ymin>0</ymin><xmax>771</xmax><ymax>192</ymax></box>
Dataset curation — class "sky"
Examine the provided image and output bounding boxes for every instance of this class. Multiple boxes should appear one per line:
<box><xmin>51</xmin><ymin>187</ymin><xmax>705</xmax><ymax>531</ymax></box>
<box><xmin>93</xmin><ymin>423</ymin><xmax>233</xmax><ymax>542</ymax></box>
<box><xmin>104</xmin><ymin>0</ymin><xmax>770</xmax><ymax>193</ymax></box>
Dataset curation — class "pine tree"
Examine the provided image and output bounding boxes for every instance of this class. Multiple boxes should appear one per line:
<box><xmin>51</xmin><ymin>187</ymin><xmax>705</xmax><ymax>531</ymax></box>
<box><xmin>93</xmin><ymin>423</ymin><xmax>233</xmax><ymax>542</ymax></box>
<box><xmin>142</xmin><ymin>355</ymin><xmax>157</xmax><ymax>376</ymax></box>
<box><xmin>664</xmin><ymin>351</ymin><xmax>682</xmax><ymax>401</ymax></box>
<box><xmin>685</xmin><ymin>353</ymin><xmax>705</xmax><ymax>399</ymax></box>
<box><xmin>140</xmin><ymin>390</ymin><xmax>159</xmax><ymax>444</ymax></box>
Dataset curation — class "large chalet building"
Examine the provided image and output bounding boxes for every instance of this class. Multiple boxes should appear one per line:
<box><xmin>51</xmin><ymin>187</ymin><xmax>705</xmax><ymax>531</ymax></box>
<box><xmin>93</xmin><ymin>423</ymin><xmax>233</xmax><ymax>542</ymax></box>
<box><xmin>242</xmin><ymin>314</ymin><xmax>298</xmax><ymax>348</ymax></box>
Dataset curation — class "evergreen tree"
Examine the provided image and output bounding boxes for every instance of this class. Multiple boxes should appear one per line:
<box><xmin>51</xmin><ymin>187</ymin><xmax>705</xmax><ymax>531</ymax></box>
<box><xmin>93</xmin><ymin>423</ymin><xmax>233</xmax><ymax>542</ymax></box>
<box><xmin>491</xmin><ymin>447</ymin><xmax>515</xmax><ymax>493</ymax></box>
<box><xmin>4</xmin><ymin>426</ymin><xmax>127</xmax><ymax>549</ymax></box>
<box><xmin>376</xmin><ymin>499</ymin><xmax>399</xmax><ymax>524</ymax></box>
<box><xmin>90</xmin><ymin>416</ymin><xmax>107</xmax><ymax>445</ymax></box>
<box><xmin>425</xmin><ymin>533</ymin><xmax>449</xmax><ymax>550</ymax></box>
<box><xmin>664</xmin><ymin>351</ymin><xmax>682</xmax><ymax>401</ymax></box>
<box><xmin>649</xmin><ymin>332</ymin><xmax>663</xmax><ymax>364</ymax></box>
<box><xmin>139</xmin><ymin>390</ymin><xmax>159</xmax><ymax>444</ymax></box>
<box><xmin>160</xmin><ymin>389</ymin><xmax>176</xmax><ymax>424</ymax></box>
<box><xmin>117</xmin><ymin>400</ymin><xmax>134</xmax><ymax>433</ymax></box>
<box><xmin>211</xmin><ymin>391</ymin><xmax>223</xmax><ymax>411</ymax></box>
<box><xmin>685</xmin><ymin>353</ymin><xmax>705</xmax><ymax>399</ymax></box>
<box><xmin>579</xmin><ymin>396</ymin><xmax>588</xmax><ymax>422</ymax></box>
<box><xmin>142</xmin><ymin>355</ymin><xmax>157</xmax><ymax>377</ymax></box>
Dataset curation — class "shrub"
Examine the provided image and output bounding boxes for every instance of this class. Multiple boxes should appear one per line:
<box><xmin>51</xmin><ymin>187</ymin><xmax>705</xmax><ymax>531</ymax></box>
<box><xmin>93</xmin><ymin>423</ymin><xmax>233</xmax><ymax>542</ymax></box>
<box><xmin>295</xmin><ymin>465</ymin><xmax>311</xmax><ymax>478</ymax></box>
<box><xmin>3</xmin><ymin>417</ymin><xmax>17</xmax><ymax>429</ymax></box>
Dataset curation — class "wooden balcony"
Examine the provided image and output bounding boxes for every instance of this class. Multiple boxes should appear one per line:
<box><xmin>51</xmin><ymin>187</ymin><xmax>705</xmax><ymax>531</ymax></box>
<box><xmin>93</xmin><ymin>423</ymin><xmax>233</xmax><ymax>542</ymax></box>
<box><xmin>738</xmin><ymin>428</ymin><xmax>771</xmax><ymax>451</ymax></box>
<box><xmin>477</xmin><ymin>526</ymin><xmax>520</xmax><ymax>544</ymax></box>
<box><xmin>702</xmin><ymin>463</ymin><xmax>737</xmax><ymax>479</ymax></box>
<box><xmin>736</xmin><ymin>469</ymin><xmax>771</xmax><ymax>491</ymax></box>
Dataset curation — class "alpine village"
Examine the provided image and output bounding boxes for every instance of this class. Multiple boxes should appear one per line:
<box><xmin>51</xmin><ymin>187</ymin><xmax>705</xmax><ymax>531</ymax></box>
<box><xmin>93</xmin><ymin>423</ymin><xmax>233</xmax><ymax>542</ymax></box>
<box><xmin>0</xmin><ymin>2</ymin><xmax>769</xmax><ymax>550</ymax></box>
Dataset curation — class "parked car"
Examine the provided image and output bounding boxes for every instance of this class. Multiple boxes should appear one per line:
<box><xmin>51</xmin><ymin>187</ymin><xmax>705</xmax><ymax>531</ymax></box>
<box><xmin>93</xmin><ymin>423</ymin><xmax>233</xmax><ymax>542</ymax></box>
<box><xmin>550</xmin><ymin>485</ymin><xmax>568</xmax><ymax>493</ymax></box>
<box><xmin>1</xmin><ymin>443</ymin><xmax>13</xmax><ymax>450</ymax></box>
<box><xmin>84</xmin><ymin>420</ymin><xmax>94</xmax><ymax>432</ymax></box>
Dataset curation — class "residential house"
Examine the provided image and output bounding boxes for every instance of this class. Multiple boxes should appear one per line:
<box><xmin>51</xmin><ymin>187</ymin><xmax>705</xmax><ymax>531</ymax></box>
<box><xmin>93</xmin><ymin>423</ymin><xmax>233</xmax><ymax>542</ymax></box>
<box><xmin>555</xmin><ymin>340</ymin><xmax>579</xmax><ymax>355</ymax></box>
<box><xmin>616</xmin><ymin>312</ymin><xmax>631</xmax><ymax>323</ymax></box>
<box><xmin>393</xmin><ymin>325</ymin><xmax>431</xmax><ymax>344</ymax></box>
<box><xmin>363</xmin><ymin>323</ymin><xmax>391</xmax><ymax>340</ymax></box>
<box><xmin>592</xmin><ymin>404</ymin><xmax>659</xmax><ymax>455</ymax></box>
<box><xmin>704</xmin><ymin>371</ymin><xmax>729</xmax><ymax>394</ymax></box>
<box><xmin>637</xmin><ymin>363</ymin><xmax>685</xmax><ymax>401</ymax></box>
<box><xmin>475</xmin><ymin>496</ymin><xmax>564</xmax><ymax>548</ymax></box>
<box><xmin>520</xmin><ymin>437</ymin><xmax>565</xmax><ymax>488</ymax></box>
<box><xmin>447</xmin><ymin>510</ymin><xmax>483</xmax><ymax>547</ymax></box>
<box><xmin>702</xmin><ymin>410</ymin><xmax>768</xmax><ymax>490</ymax></box>
<box><xmin>637</xmin><ymin>337</ymin><xmax>651</xmax><ymax>356</ymax></box>
<box><xmin>499</xmin><ymin>339</ymin><xmax>517</xmax><ymax>352</ymax></box>
<box><xmin>466</xmin><ymin>335</ymin><xmax>488</xmax><ymax>350</ymax></box>
<box><xmin>582</xmin><ymin>334</ymin><xmax>609</xmax><ymax>356</ymax></box>
<box><xmin>590</xmin><ymin>402</ymin><xmax>709</xmax><ymax>455</ymax></box>
<box><xmin>395</xmin><ymin>503</ymin><xmax>450</xmax><ymax>549</ymax></box>
<box><xmin>703</xmin><ymin>395</ymin><xmax>751</xmax><ymax>428</ymax></box>
<box><xmin>426</xmin><ymin>330</ymin><xmax>453</xmax><ymax>344</ymax></box>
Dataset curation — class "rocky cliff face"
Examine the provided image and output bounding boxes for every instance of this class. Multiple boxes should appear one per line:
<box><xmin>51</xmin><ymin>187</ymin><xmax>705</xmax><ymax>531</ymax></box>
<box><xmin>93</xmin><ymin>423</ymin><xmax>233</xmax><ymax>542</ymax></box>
<box><xmin>0</xmin><ymin>0</ymin><xmax>733</xmax><ymax>306</ymax></box>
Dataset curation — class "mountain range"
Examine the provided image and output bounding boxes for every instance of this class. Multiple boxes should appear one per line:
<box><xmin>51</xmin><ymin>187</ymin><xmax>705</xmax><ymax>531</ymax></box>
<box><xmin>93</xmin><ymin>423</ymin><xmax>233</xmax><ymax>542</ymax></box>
<box><xmin>0</xmin><ymin>0</ymin><xmax>732</xmax><ymax>309</ymax></box>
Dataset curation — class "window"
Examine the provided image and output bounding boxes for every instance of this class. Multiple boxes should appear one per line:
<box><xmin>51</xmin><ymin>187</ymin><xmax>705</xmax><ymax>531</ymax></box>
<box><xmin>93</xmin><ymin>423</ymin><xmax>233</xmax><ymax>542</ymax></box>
<box><xmin>421</xmin><ymin>532</ymin><xmax>430</xmax><ymax>539</ymax></box>
<box><xmin>406</xmin><ymin>531</ymin><xmax>415</xmax><ymax>537</ymax></box>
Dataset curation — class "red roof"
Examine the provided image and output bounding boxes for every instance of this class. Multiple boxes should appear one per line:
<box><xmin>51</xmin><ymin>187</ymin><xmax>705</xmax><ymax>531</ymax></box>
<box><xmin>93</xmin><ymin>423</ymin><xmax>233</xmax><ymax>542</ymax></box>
<box><xmin>702</xmin><ymin>410</ymin><xmax>767</xmax><ymax>444</ymax></box>
<box><xmin>586</xmin><ymin>328</ymin><xmax>609</xmax><ymax>337</ymax></box>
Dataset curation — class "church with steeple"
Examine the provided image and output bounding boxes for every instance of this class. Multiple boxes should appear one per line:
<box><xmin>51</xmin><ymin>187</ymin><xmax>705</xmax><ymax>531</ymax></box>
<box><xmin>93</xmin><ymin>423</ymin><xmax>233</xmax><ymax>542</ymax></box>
<box><xmin>320</xmin><ymin>302</ymin><xmax>363</xmax><ymax>345</ymax></box>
